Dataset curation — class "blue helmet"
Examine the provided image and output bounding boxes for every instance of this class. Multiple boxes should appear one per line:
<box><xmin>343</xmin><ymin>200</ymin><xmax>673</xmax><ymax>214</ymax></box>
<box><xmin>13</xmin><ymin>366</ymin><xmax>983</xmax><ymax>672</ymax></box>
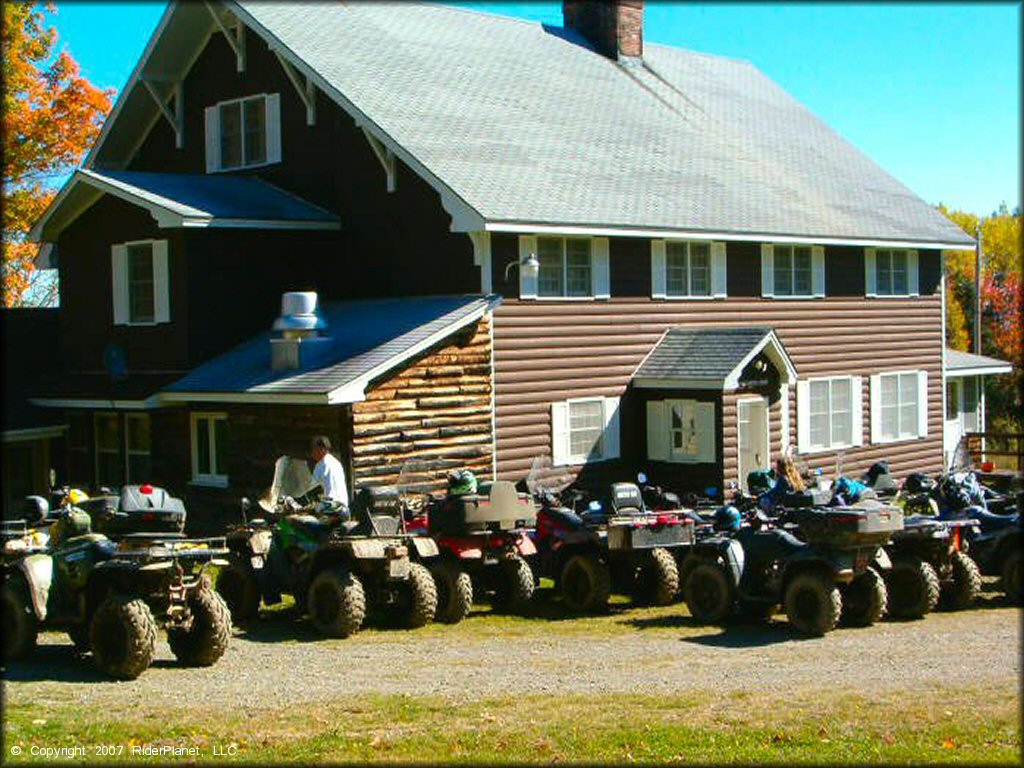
<box><xmin>714</xmin><ymin>505</ymin><xmax>742</xmax><ymax>532</ymax></box>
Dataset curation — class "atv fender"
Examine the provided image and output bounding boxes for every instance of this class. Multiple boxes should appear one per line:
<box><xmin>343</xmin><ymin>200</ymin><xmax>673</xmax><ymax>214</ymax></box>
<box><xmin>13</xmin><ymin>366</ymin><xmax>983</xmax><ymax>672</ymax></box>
<box><xmin>722</xmin><ymin>539</ymin><xmax>745</xmax><ymax>586</ymax></box>
<box><xmin>411</xmin><ymin>537</ymin><xmax>439</xmax><ymax>559</ymax></box>
<box><xmin>14</xmin><ymin>553</ymin><xmax>53</xmax><ymax>620</ymax></box>
<box><xmin>873</xmin><ymin>547</ymin><xmax>892</xmax><ymax>571</ymax></box>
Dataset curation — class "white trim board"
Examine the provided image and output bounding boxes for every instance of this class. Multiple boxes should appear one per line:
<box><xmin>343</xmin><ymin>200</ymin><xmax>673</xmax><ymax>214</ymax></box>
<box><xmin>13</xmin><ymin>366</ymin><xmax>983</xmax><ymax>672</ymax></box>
<box><xmin>946</xmin><ymin>366</ymin><xmax>1012</xmax><ymax>378</ymax></box>
<box><xmin>1</xmin><ymin>425</ymin><xmax>69</xmax><ymax>443</ymax></box>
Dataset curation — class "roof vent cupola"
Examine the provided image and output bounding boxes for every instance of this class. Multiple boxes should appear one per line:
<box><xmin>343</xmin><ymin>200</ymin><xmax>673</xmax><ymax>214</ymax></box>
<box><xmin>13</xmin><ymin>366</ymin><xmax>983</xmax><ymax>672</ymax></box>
<box><xmin>270</xmin><ymin>291</ymin><xmax>330</xmax><ymax>372</ymax></box>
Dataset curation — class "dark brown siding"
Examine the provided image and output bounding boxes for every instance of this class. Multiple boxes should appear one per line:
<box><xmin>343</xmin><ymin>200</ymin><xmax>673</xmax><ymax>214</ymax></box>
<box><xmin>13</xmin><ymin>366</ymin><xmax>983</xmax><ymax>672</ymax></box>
<box><xmin>351</xmin><ymin>317</ymin><xmax>493</xmax><ymax>492</ymax></box>
<box><xmin>492</xmin><ymin>235</ymin><xmax>945</xmax><ymax>488</ymax></box>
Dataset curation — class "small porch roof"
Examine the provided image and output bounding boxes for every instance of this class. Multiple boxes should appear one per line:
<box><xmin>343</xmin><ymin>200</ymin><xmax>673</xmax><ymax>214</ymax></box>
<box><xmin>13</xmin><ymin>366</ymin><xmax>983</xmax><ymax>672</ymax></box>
<box><xmin>945</xmin><ymin>348</ymin><xmax>1013</xmax><ymax>378</ymax></box>
<box><xmin>632</xmin><ymin>326</ymin><xmax>797</xmax><ymax>390</ymax></box>
<box><xmin>30</xmin><ymin>169</ymin><xmax>340</xmax><ymax>246</ymax></box>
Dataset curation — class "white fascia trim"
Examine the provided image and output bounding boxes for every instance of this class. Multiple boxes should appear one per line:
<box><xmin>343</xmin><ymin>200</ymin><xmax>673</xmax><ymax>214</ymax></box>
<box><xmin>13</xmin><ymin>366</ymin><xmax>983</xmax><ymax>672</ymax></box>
<box><xmin>723</xmin><ymin>330</ymin><xmax>798</xmax><ymax>388</ymax></box>
<box><xmin>179</xmin><ymin>217</ymin><xmax>340</xmax><ymax>230</ymax></box>
<box><xmin>2</xmin><ymin>425</ymin><xmax>69</xmax><ymax>443</ymax></box>
<box><xmin>485</xmin><ymin>221</ymin><xmax>975</xmax><ymax>251</ymax></box>
<box><xmin>30</xmin><ymin>396</ymin><xmax>168</xmax><ymax>410</ymax></box>
<box><xmin>632</xmin><ymin>376</ymin><xmax>725</xmax><ymax>390</ymax></box>
<box><xmin>223</xmin><ymin>1</ymin><xmax>485</xmax><ymax>234</ymax></box>
<box><xmin>161</xmin><ymin>391</ymin><xmax>328</xmax><ymax>405</ymax></box>
<box><xmin>946</xmin><ymin>366</ymin><xmax>1013</xmax><ymax>378</ymax></box>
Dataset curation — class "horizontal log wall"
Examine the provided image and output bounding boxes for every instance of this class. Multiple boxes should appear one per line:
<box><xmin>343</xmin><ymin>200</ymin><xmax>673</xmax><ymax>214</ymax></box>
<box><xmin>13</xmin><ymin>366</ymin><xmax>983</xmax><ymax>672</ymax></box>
<box><xmin>351</xmin><ymin>317</ymin><xmax>493</xmax><ymax>492</ymax></box>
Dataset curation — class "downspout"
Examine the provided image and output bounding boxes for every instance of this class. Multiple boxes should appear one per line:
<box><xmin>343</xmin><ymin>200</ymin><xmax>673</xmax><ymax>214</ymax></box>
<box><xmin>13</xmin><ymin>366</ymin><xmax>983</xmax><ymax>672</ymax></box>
<box><xmin>940</xmin><ymin>251</ymin><xmax>948</xmax><ymax>469</ymax></box>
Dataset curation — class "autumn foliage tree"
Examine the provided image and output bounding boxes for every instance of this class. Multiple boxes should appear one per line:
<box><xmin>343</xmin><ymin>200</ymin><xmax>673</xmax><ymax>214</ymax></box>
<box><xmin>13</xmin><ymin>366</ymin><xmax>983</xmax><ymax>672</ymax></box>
<box><xmin>2</xmin><ymin>2</ymin><xmax>112</xmax><ymax>306</ymax></box>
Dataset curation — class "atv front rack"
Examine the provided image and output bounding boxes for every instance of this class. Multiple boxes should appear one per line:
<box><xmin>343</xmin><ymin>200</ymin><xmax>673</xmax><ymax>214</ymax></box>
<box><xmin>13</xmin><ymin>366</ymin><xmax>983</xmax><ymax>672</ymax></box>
<box><xmin>115</xmin><ymin>535</ymin><xmax>230</xmax><ymax>562</ymax></box>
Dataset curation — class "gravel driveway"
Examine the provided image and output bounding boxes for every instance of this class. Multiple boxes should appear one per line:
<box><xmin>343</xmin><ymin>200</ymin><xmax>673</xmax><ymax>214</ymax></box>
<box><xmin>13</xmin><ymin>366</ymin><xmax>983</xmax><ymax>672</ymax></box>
<box><xmin>4</xmin><ymin>597</ymin><xmax>1019</xmax><ymax>711</ymax></box>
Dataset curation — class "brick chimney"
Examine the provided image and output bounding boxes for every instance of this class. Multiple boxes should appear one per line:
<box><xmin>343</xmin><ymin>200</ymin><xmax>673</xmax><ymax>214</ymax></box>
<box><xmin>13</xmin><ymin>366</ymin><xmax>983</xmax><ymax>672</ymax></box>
<box><xmin>563</xmin><ymin>0</ymin><xmax>643</xmax><ymax>60</ymax></box>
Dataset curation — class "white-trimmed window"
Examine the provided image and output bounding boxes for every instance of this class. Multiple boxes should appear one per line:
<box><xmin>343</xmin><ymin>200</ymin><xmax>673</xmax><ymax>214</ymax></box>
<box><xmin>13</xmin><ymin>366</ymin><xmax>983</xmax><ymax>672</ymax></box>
<box><xmin>551</xmin><ymin>397</ymin><xmax>620</xmax><ymax>466</ymax></box>
<box><xmin>761</xmin><ymin>244</ymin><xmax>825</xmax><ymax>298</ymax></box>
<box><xmin>865</xmin><ymin>248</ymin><xmax>919</xmax><ymax>297</ymax></box>
<box><xmin>111</xmin><ymin>240</ymin><xmax>169</xmax><ymax>326</ymax></box>
<box><xmin>191</xmin><ymin>413</ymin><xmax>229</xmax><ymax>486</ymax></box>
<box><xmin>961</xmin><ymin>378</ymin><xmax>980</xmax><ymax>433</ymax></box>
<box><xmin>205</xmin><ymin>93</ymin><xmax>281</xmax><ymax>173</ymax></box>
<box><xmin>125</xmin><ymin>414</ymin><xmax>152</xmax><ymax>483</ymax></box>
<box><xmin>94</xmin><ymin>413</ymin><xmax>123</xmax><ymax>488</ymax></box>
<box><xmin>797</xmin><ymin>376</ymin><xmax>862</xmax><ymax>453</ymax></box>
<box><xmin>651</xmin><ymin>240</ymin><xmax>727</xmax><ymax>299</ymax></box>
<box><xmin>871</xmin><ymin>371</ymin><xmax>928</xmax><ymax>443</ymax></box>
<box><xmin>518</xmin><ymin>235</ymin><xmax>609</xmax><ymax>300</ymax></box>
<box><xmin>646</xmin><ymin>399</ymin><xmax>716</xmax><ymax>464</ymax></box>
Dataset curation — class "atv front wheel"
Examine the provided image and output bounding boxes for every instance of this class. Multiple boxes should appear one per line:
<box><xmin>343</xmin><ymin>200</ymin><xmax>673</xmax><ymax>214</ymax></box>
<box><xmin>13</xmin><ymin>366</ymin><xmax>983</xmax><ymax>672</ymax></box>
<box><xmin>431</xmin><ymin>560</ymin><xmax>473</xmax><ymax>624</ymax></box>
<box><xmin>683</xmin><ymin>560</ymin><xmax>733</xmax><ymax>623</ymax></box>
<box><xmin>67</xmin><ymin>625</ymin><xmax>90</xmax><ymax>652</ymax></box>
<box><xmin>1</xmin><ymin>578</ymin><xmax>38</xmax><ymax>661</ymax></box>
<box><xmin>560</xmin><ymin>554</ymin><xmax>611</xmax><ymax>613</ymax></box>
<box><xmin>403</xmin><ymin>562</ymin><xmax>438</xmax><ymax>629</ymax></box>
<box><xmin>784</xmin><ymin>571</ymin><xmax>841</xmax><ymax>636</ymax></box>
<box><xmin>885</xmin><ymin>556</ymin><xmax>940</xmax><ymax>619</ymax></box>
<box><xmin>840</xmin><ymin>567</ymin><xmax>887</xmax><ymax>627</ymax></box>
<box><xmin>168</xmin><ymin>588</ymin><xmax>232</xmax><ymax>666</ymax></box>
<box><xmin>307</xmin><ymin>568</ymin><xmax>366</xmax><ymax>638</ymax></box>
<box><xmin>633</xmin><ymin>547</ymin><xmax>680</xmax><ymax>606</ymax></box>
<box><xmin>215</xmin><ymin>557</ymin><xmax>261</xmax><ymax>624</ymax></box>
<box><xmin>939</xmin><ymin>551</ymin><xmax>982</xmax><ymax>611</ymax></box>
<box><xmin>90</xmin><ymin>595</ymin><xmax>157</xmax><ymax>680</ymax></box>
<box><xmin>491</xmin><ymin>555</ymin><xmax>535</xmax><ymax>613</ymax></box>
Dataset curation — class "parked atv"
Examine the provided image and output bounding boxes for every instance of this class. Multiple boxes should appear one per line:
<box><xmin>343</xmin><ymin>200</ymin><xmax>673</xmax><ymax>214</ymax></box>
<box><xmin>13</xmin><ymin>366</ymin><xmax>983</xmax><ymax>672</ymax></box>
<box><xmin>682</xmin><ymin>504</ymin><xmax>902</xmax><ymax>636</ymax></box>
<box><xmin>2</xmin><ymin>507</ymin><xmax>231</xmax><ymax>679</ymax></box>
<box><xmin>215</xmin><ymin>456</ymin><xmax>439</xmax><ymax>638</ymax></box>
<box><xmin>399</xmin><ymin>464</ymin><xmax>537</xmax><ymax>623</ymax></box>
<box><xmin>65</xmin><ymin>484</ymin><xmax>188</xmax><ymax>536</ymax></box>
<box><xmin>883</xmin><ymin>515</ymin><xmax>982</xmax><ymax>618</ymax></box>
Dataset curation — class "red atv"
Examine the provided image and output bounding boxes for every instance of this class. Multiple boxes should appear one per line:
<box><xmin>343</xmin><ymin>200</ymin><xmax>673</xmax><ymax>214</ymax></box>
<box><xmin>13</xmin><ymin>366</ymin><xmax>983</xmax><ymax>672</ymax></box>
<box><xmin>400</xmin><ymin>464</ymin><xmax>537</xmax><ymax>624</ymax></box>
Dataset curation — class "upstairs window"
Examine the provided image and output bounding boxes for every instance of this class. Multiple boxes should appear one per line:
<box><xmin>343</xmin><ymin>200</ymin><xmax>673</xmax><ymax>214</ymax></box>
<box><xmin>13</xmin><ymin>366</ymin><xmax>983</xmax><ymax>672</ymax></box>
<box><xmin>865</xmin><ymin>248</ymin><xmax>919</xmax><ymax>297</ymax></box>
<box><xmin>761</xmin><ymin>244</ymin><xmax>825</xmax><ymax>298</ymax></box>
<box><xmin>650</xmin><ymin>240</ymin><xmax>727</xmax><ymax>299</ymax></box>
<box><xmin>111</xmin><ymin>240</ymin><xmax>169</xmax><ymax>326</ymax></box>
<box><xmin>205</xmin><ymin>94</ymin><xmax>281</xmax><ymax>173</ymax></box>
<box><xmin>518</xmin><ymin>235</ymin><xmax>609</xmax><ymax>300</ymax></box>
<box><xmin>127</xmin><ymin>243</ymin><xmax>155</xmax><ymax>323</ymax></box>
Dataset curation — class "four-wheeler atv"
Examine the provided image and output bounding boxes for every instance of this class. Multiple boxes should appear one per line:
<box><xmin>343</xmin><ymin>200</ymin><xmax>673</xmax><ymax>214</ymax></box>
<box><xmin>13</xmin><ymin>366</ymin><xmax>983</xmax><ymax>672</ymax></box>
<box><xmin>682</xmin><ymin>503</ymin><xmax>902</xmax><ymax>636</ymax></box>
<box><xmin>398</xmin><ymin>463</ymin><xmax>537</xmax><ymax>624</ymax></box>
<box><xmin>882</xmin><ymin>515</ymin><xmax>982</xmax><ymax>619</ymax></box>
<box><xmin>2</xmin><ymin>507</ymin><xmax>231</xmax><ymax>679</ymax></box>
<box><xmin>215</xmin><ymin>456</ymin><xmax>439</xmax><ymax>638</ymax></box>
<box><xmin>63</xmin><ymin>484</ymin><xmax>188</xmax><ymax>536</ymax></box>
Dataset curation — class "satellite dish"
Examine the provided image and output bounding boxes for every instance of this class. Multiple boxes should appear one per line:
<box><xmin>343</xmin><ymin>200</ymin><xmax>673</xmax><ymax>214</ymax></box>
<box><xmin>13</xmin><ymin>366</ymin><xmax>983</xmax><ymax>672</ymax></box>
<box><xmin>102</xmin><ymin>343</ymin><xmax>128</xmax><ymax>381</ymax></box>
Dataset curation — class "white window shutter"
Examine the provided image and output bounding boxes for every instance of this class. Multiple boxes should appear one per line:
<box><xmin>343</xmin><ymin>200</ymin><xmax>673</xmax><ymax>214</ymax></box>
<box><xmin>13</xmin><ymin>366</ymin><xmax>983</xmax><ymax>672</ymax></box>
<box><xmin>111</xmin><ymin>245</ymin><xmax>129</xmax><ymax>325</ymax></box>
<box><xmin>760</xmin><ymin>244</ymin><xmax>774</xmax><ymax>297</ymax></box>
<box><xmin>152</xmin><ymin>240</ymin><xmax>170</xmax><ymax>323</ymax></box>
<box><xmin>796</xmin><ymin>380</ymin><xmax>810</xmax><ymax>453</ymax></box>
<box><xmin>650</xmin><ymin>240</ymin><xmax>666</xmax><ymax>299</ymax></box>
<box><xmin>864</xmin><ymin>248</ymin><xmax>877</xmax><ymax>297</ymax></box>
<box><xmin>711</xmin><ymin>242</ymin><xmax>727</xmax><ymax>298</ymax></box>
<box><xmin>869</xmin><ymin>374</ymin><xmax>882</xmax><ymax>443</ymax></box>
<box><xmin>265</xmin><ymin>93</ymin><xmax>282</xmax><ymax>164</ymax></box>
<box><xmin>551</xmin><ymin>402</ymin><xmax>569</xmax><ymax>466</ymax></box>
<box><xmin>696</xmin><ymin>402</ymin><xmax>716</xmax><ymax>463</ymax></box>
<box><xmin>204</xmin><ymin>105</ymin><xmax>220</xmax><ymax>173</ymax></box>
<box><xmin>907</xmin><ymin>250</ymin><xmax>919</xmax><ymax>296</ymax></box>
<box><xmin>850</xmin><ymin>375</ymin><xmax>864</xmax><ymax>447</ymax></box>
<box><xmin>811</xmin><ymin>246</ymin><xmax>825</xmax><ymax>297</ymax></box>
<box><xmin>646</xmin><ymin>401</ymin><xmax>668</xmax><ymax>462</ymax></box>
<box><xmin>592</xmin><ymin>237</ymin><xmax>610</xmax><ymax>299</ymax></box>
<box><xmin>518</xmin><ymin>236</ymin><xmax>537</xmax><ymax>299</ymax></box>
<box><xmin>603</xmin><ymin>396</ymin><xmax>621</xmax><ymax>459</ymax></box>
<box><xmin>917</xmin><ymin>370</ymin><xmax>929</xmax><ymax>437</ymax></box>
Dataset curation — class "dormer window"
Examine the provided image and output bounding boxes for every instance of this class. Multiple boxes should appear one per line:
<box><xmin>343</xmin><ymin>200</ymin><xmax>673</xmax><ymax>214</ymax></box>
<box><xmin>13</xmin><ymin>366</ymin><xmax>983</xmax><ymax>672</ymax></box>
<box><xmin>205</xmin><ymin>93</ymin><xmax>281</xmax><ymax>173</ymax></box>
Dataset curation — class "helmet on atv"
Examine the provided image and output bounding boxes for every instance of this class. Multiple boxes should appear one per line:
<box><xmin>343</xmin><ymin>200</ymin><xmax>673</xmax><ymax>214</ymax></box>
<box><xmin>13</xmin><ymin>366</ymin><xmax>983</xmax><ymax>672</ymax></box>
<box><xmin>447</xmin><ymin>469</ymin><xmax>478</xmax><ymax>496</ymax></box>
<box><xmin>904</xmin><ymin>473</ymin><xmax>936</xmax><ymax>495</ymax></box>
<box><xmin>22</xmin><ymin>495</ymin><xmax>49</xmax><ymax>524</ymax></box>
<box><xmin>714</xmin><ymin>505</ymin><xmax>742</xmax><ymax>532</ymax></box>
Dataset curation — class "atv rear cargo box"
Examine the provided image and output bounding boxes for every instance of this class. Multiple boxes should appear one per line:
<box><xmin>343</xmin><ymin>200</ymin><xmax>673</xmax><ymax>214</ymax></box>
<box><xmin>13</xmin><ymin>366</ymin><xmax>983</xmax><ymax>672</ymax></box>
<box><xmin>429</xmin><ymin>480</ymin><xmax>537</xmax><ymax>535</ymax></box>
<box><xmin>786</xmin><ymin>505</ymin><xmax>903</xmax><ymax>548</ymax></box>
<box><xmin>605</xmin><ymin>517</ymin><xmax>695</xmax><ymax>550</ymax></box>
<box><xmin>79</xmin><ymin>485</ymin><xmax>186</xmax><ymax>535</ymax></box>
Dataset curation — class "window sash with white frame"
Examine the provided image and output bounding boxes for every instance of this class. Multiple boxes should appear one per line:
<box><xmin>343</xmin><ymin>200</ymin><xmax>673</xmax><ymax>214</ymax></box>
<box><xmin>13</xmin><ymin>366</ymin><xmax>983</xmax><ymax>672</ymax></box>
<box><xmin>112</xmin><ymin>239</ymin><xmax>169</xmax><ymax>326</ymax></box>
<box><xmin>551</xmin><ymin>397</ymin><xmax>620</xmax><ymax>466</ymax></box>
<box><xmin>537</xmin><ymin>237</ymin><xmax>592</xmax><ymax>298</ymax></box>
<box><xmin>646</xmin><ymin>399</ymin><xmax>716</xmax><ymax>464</ymax></box>
<box><xmin>875</xmin><ymin>249</ymin><xmax>909</xmax><ymax>296</ymax></box>
<box><xmin>205</xmin><ymin>93</ymin><xmax>281</xmax><ymax>173</ymax></box>
<box><xmin>125</xmin><ymin>414</ymin><xmax>152</xmax><ymax>483</ymax></box>
<box><xmin>773</xmin><ymin>245</ymin><xmax>813</xmax><ymax>296</ymax></box>
<box><xmin>873</xmin><ymin>371</ymin><xmax>926</xmax><ymax>443</ymax></box>
<box><xmin>191</xmin><ymin>413</ymin><xmax>229</xmax><ymax>486</ymax></box>
<box><xmin>568</xmin><ymin>398</ymin><xmax>604</xmax><ymax>462</ymax></box>
<box><xmin>127</xmin><ymin>243</ymin><xmax>155</xmax><ymax>323</ymax></box>
<box><xmin>666</xmin><ymin>241</ymin><xmax>711</xmax><ymax>297</ymax></box>
<box><xmin>94</xmin><ymin>413</ymin><xmax>123</xmax><ymax>488</ymax></box>
<box><xmin>808</xmin><ymin>377</ymin><xmax>853</xmax><ymax>450</ymax></box>
<box><xmin>961</xmin><ymin>378</ymin><xmax>980</xmax><ymax>433</ymax></box>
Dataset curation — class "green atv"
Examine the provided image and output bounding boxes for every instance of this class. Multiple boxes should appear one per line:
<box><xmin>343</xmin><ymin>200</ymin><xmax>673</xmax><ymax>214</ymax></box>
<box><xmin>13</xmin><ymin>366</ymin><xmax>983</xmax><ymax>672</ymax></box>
<box><xmin>1</xmin><ymin>510</ymin><xmax>232</xmax><ymax>680</ymax></box>
<box><xmin>216</xmin><ymin>456</ymin><xmax>439</xmax><ymax>638</ymax></box>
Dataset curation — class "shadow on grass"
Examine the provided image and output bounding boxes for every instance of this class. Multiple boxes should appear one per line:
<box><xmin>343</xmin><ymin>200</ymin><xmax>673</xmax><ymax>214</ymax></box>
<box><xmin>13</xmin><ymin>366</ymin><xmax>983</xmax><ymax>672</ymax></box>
<box><xmin>3</xmin><ymin>645</ymin><xmax>185</xmax><ymax>683</ymax></box>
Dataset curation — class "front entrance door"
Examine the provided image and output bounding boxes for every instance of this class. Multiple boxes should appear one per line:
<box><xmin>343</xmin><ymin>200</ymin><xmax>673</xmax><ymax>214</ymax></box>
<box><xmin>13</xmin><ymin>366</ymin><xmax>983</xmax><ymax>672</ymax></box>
<box><xmin>738</xmin><ymin>398</ymin><xmax>770</xmax><ymax>491</ymax></box>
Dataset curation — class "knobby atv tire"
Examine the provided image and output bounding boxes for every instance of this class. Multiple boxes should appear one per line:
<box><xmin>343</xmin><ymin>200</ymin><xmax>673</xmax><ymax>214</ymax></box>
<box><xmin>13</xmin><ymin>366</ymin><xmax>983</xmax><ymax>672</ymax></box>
<box><xmin>633</xmin><ymin>547</ymin><xmax>680</xmax><ymax>606</ymax></box>
<box><xmin>431</xmin><ymin>560</ymin><xmax>473</xmax><ymax>624</ymax></box>
<box><xmin>939</xmin><ymin>551</ymin><xmax>982</xmax><ymax>611</ymax></box>
<box><xmin>90</xmin><ymin>595</ymin><xmax>157</xmax><ymax>680</ymax></box>
<box><xmin>167</xmin><ymin>588</ymin><xmax>232</xmax><ymax>667</ymax></box>
<box><xmin>67</xmin><ymin>625</ymin><xmax>90</xmax><ymax>652</ymax></box>
<box><xmin>1000</xmin><ymin>549</ymin><xmax>1022</xmax><ymax>605</ymax></box>
<box><xmin>215</xmin><ymin>557</ymin><xmax>261</xmax><ymax>624</ymax></box>
<box><xmin>560</xmin><ymin>553</ymin><xmax>611</xmax><ymax>614</ymax></box>
<box><xmin>2</xmin><ymin>578</ymin><xmax>38</xmax><ymax>661</ymax></box>
<box><xmin>784</xmin><ymin>571</ymin><xmax>842</xmax><ymax>636</ymax></box>
<box><xmin>491</xmin><ymin>555</ymin><xmax>535</xmax><ymax>613</ymax></box>
<box><xmin>403</xmin><ymin>562</ymin><xmax>438</xmax><ymax>629</ymax></box>
<box><xmin>841</xmin><ymin>567</ymin><xmax>887</xmax><ymax>627</ymax></box>
<box><xmin>683</xmin><ymin>560</ymin><xmax>734</xmax><ymax>623</ymax></box>
<box><xmin>885</xmin><ymin>556</ymin><xmax>940</xmax><ymax>619</ymax></box>
<box><xmin>307</xmin><ymin>568</ymin><xmax>366</xmax><ymax>638</ymax></box>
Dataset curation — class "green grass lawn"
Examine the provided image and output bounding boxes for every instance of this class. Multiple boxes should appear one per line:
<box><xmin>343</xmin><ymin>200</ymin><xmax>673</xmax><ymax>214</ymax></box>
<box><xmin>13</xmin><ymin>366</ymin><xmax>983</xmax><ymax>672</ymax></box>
<box><xmin>4</xmin><ymin>685</ymin><xmax>1018</xmax><ymax>764</ymax></box>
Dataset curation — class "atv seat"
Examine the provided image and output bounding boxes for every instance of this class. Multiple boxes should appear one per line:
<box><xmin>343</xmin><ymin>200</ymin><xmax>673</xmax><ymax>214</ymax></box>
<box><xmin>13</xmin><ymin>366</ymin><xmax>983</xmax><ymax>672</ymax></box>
<box><xmin>285</xmin><ymin>514</ymin><xmax>335</xmax><ymax>541</ymax></box>
<box><xmin>736</xmin><ymin>527</ymin><xmax>808</xmax><ymax>562</ymax></box>
<box><xmin>542</xmin><ymin>507</ymin><xmax>585</xmax><ymax>530</ymax></box>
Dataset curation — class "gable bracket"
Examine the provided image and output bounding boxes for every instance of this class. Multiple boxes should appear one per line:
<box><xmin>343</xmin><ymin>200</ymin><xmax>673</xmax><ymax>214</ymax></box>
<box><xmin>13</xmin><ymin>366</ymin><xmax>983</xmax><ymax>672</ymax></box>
<box><xmin>141</xmin><ymin>78</ymin><xmax>184</xmax><ymax>149</ymax></box>
<box><xmin>271</xmin><ymin>50</ymin><xmax>316</xmax><ymax>126</ymax></box>
<box><xmin>205</xmin><ymin>2</ymin><xmax>246</xmax><ymax>72</ymax></box>
<box><xmin>361</xmin><ymin>128</ymin><xmax>397</xmax><ymax>193</ymax></box>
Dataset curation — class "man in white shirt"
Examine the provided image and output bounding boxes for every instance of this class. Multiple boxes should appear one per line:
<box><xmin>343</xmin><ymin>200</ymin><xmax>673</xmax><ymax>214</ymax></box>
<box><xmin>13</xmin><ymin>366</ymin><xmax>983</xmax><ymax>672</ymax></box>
<box><xmin>309</xmin><ymin>436</ymin><xmax>349</xmax><ymax>506</ymax></box>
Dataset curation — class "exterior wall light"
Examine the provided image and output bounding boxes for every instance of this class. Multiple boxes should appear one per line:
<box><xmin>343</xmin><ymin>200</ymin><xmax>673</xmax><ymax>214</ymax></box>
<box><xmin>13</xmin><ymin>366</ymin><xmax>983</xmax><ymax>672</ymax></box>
<box><xmin>505</xmin><ymin>252</ymin><xmax>540</xmax><ymax>280</ymax></box>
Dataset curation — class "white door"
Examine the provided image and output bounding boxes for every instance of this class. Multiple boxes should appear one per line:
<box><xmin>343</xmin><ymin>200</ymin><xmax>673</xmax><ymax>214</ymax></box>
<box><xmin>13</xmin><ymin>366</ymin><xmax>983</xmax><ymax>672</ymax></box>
<box><xmin>738</xmin><ymin>398</ymin><xmax>770</xmax><ymax>491</ymax></box>
<box><xmin>944</xmin><ymin>379</ymin><xmax>964</xmax><ymax>468</ymax></box>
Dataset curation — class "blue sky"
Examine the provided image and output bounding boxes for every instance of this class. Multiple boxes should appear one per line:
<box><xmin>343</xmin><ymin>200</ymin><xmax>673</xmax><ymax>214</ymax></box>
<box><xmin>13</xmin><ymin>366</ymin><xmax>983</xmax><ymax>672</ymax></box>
<box><xmin>48</xmin><ymin>1</ymin><xmax>1020</xmax><ymax>216</ymax></box>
